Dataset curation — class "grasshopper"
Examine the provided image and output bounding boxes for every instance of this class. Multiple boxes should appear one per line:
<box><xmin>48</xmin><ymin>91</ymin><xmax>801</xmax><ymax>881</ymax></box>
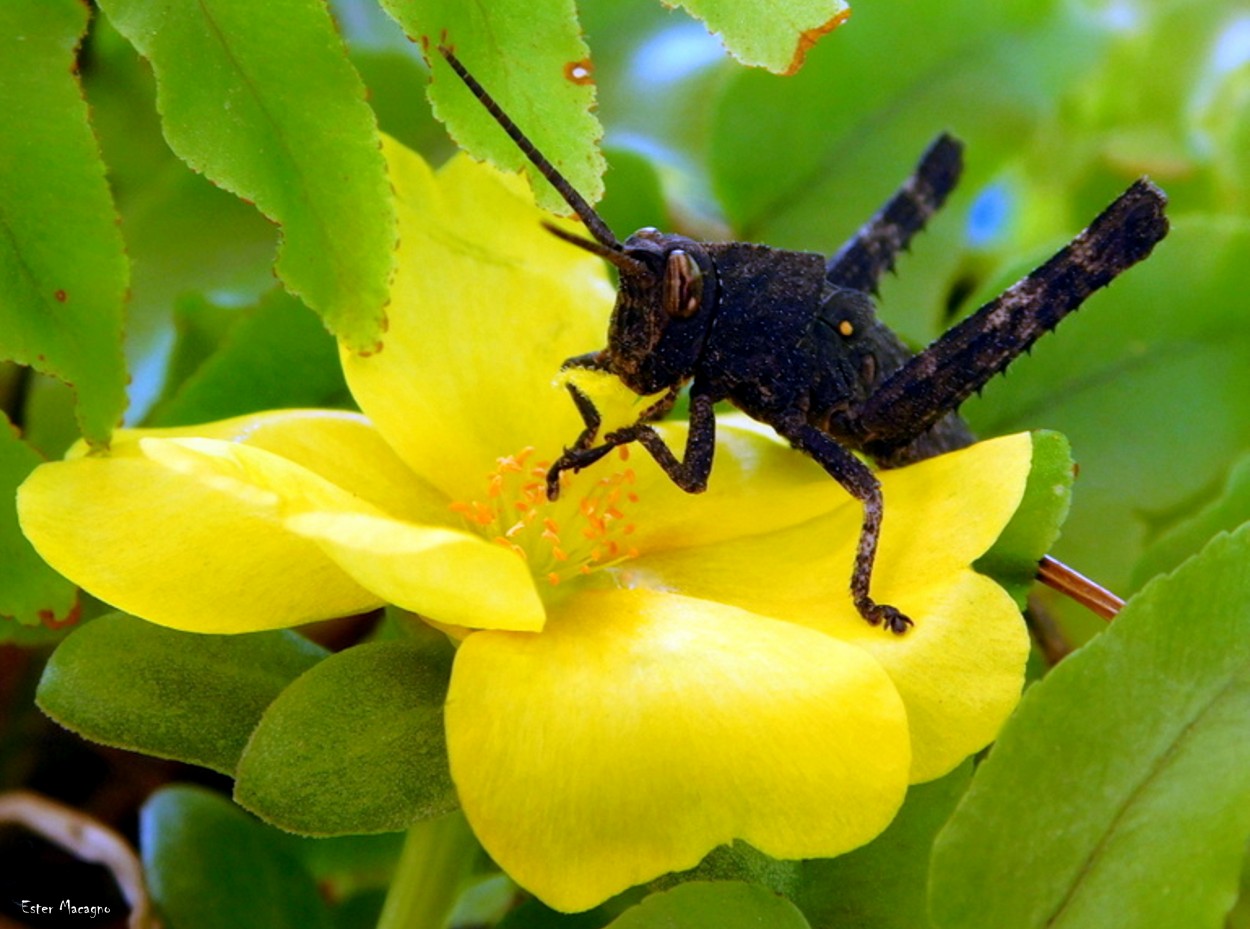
<box><xmin>440</xmin><ymin>48</ymin><xmax>1168</xmax><ymax>633</ymax></box>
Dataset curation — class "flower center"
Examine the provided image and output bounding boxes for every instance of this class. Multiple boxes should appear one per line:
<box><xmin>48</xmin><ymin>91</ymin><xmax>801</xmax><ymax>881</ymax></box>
<box><xmin>449</xmin><ymin>446</ymin><xmax>641</xmax><ymax>585</ymax></box>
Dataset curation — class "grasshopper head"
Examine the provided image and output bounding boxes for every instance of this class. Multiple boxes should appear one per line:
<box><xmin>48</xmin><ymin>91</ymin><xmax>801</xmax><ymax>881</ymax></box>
<box><xmin>602</xmin><ymin>228</ymin><xmax>717</xmax><ymax>394</ymax></box>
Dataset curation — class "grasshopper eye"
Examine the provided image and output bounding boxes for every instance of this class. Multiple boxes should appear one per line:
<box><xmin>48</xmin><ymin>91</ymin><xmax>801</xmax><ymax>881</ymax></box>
<box><xmin>663</xmin><ymin>249</ymin><xmax>703</xmax><ymax>318</ymax></box>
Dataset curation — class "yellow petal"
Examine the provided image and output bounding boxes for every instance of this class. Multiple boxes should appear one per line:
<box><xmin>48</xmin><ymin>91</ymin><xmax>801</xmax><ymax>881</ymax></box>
<box><xmin>342</xmin><ymin>141</ymin><xmax>616</xmax><ymax>501</ymax></box>
<box><xmin>853</xmin><ymin>571</ymin><xmax>1026</xmax><ymax>783</ymax></box>
<box><xmin>17</xmin><ymin>439</ymin><xmax>385</xmax><ymax>633</ymax></box>
<box><xmin>615</xmin><ymin>416</ymin><xmax>853</xmax><ymax>554</ymax></box>
<box><xmin>70</xmin><ymin>410</ymin><xmax>451</xmax><ymax>526</ymax></box>
<box><xmin>446</xmin><ymin>588</ymin><xmax>910</xmax><ymax>912</ymax></box>
<box><xmin>622</xmin><ymin>433</ymin><xmax>1034</xmax><ymax>782</ymax></box>
<box><xmin>285</xmin><ymin>512</ymin><xmax>545</xmax><ymax>632</ymax></box>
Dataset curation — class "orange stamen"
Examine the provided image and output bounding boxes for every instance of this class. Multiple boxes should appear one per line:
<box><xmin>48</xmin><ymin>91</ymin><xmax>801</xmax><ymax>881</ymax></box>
<box><xmin>451</xmin><ymin>446</ymin><xmax>646</xmax><ymax>585</ymax></box>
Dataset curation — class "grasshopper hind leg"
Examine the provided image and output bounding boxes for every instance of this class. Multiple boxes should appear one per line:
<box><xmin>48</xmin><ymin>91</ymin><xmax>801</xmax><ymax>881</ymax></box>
<box><xmin>826</xmin><ymin>133</ymin><xmax>964</xmax><ymax>294</ymax></box>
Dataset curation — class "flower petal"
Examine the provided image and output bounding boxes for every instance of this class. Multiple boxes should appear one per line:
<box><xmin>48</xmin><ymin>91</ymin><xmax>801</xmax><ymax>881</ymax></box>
<box><xmin>18</xmin><ymin>437</ymin><xmax>386</xmax><ymax>633</ymax></box>
<box><xmin>853</xmin><ymin>572</ymin><xmax>1025</xmax><ymax>783</ymax></box>
<box><xmin>342</xmin><ymin>141</ymin><xmax>616</xmax><ymax>500</ymax></box>
<box><xmin>445</xmin><ymin>588</ymin><xmax>910</xmax><ymax>912</ymax></box>
<box><xmin>68</xmin><ymin>410</ymin><xmax>452</xmax><ymax>526</ymax></box>
<box><xmin>615</xmin><ymin>416</ymin><xmax>853</xmax><ymax>554</ymax></box>
<box><xmin>622</xmin><ymin>433</ymin><xmax>1034</xmax><ymax>782</ymax></box>
<box><xmin>285</xmin><ymin>512</ymin><xmax>544</xmax><ymax>632</ymax></box>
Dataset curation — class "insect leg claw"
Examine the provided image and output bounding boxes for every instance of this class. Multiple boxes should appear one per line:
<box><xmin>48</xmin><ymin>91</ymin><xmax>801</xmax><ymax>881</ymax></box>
<box><xmin>857</xmin><ymin>598</ymin><xmax>914</xmax><ymax>635</ymax></box>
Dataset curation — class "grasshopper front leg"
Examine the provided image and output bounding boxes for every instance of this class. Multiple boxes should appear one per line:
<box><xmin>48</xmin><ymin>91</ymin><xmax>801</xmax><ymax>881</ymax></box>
<box><xmin>546</xmin><ymin>388</ymin><xmax>712</xmax><ymax>500</ymax></box>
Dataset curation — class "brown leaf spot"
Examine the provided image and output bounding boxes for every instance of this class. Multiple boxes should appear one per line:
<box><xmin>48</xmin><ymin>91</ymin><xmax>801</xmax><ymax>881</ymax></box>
<box><xmin>39</xmin><ymin>600</ymin><xmax>81</xmax><ymax>630</ymax></box>
<box><xmin>785</xmin><ymin>8</ymin><xmax>852</xmax><ymax>76</ymax></box>
<box><xmin>54</xmin><ymin>289</ymin><xmax>67</xmax><ymax>302</ymax></box>
<box><xmin>564</xmin><ymin>59</ymin><xmax>594</xmax><ymax>85</ymax></box>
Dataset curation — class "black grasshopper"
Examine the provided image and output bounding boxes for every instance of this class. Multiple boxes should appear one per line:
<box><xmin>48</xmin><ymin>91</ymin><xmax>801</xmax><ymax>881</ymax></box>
<box><xmin>440</xmin><ymin>48</ymin><xmax>1169</xmax><ymax>633</ymax></box>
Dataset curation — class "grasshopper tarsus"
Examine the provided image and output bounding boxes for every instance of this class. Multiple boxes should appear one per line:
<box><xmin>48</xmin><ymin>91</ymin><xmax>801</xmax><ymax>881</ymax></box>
<box><xmin>858</xmin><ymin>599</ymin><xmax>914</xmax><ymax>635</ymax></box>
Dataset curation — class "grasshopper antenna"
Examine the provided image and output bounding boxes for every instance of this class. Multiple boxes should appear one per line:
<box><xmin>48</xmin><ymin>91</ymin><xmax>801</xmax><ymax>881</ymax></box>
<box><xmin>439</xmin><ymin>46</ymin><xmax>635</xmax><ymax>269</ymax></box>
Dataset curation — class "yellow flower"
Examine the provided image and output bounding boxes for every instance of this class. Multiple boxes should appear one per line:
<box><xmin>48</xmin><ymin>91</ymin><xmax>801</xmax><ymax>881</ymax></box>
<box><xmin>18</xmin><ymin>138</ymin><xmax>1034</xmax><ymax>912</ymax></box>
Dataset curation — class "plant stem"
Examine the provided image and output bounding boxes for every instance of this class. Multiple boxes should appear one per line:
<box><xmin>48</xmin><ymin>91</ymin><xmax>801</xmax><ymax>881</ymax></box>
<box><xmin>376</xmin><ymin>812</ymin><xmax>478</xmax><ymax>929</ymax></box>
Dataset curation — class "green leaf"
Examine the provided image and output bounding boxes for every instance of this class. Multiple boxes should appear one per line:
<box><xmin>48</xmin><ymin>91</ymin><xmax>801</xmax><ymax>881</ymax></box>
<box><xmin>669</xmin><ymin>0</ymin><xmax>849</xmax><ymax>75</ymax></box>
<box><xmin>930</xmin><ymin>523</ymin><xmax>1250</xmax><ymax>929</ymax></box>
<box><xmin>388</xmin><ymin>0</ymin><xmax>605</xmax><ymax>213</ymax></box>
<box><xmin>797</xmin><ymin>762</ymin><xmax>971</xmax><ymax>929</ymax></box>
<box><xmin>82</xmin><ymin>15</ymin><xmax>280</xmax><ymax>421</ymax></box>
<box><xmin>0</xmin><ymin>414</ymin><xmax>76</xmax><ymax>625</ymax></box>
<box><xmin>607</xmin><ymin>881</ymin><xmax>810</xmax><ymax>929</ymax></box>
<box><xmin>234</xmin><ymin>639</ymin><xmax>457</xmax><ymax>835</ymax></box>
<box><xmin>147</xmin><ymin>288</ymin><xmax>348</xmax><ymax>427</ymax></box>
<box><xmin>654</xmin><ymin>842</ymin><xmax>800</xmax><ymax>900</ymax></box>
<box><xmin>97</xmin><ymin>0</ymin><xmax>395</xmax><ymax>353</ymax></box>
<box><xmin>1132</xmin><ymin>452</ymin><xmax>1250</xmax><ymax>588</ymax></box>
<box><xmin>37</xmin><ymin>613</ymin><xmax>327</xmax><ymax>774</ymax></box>
<box><xmin>0</xmin><ymin>0</ymin><xmax>128</xmax><ymax>446</ymax></box>
<box><xmin>120</xmin><ymin>165</ymin><xmax>281</xmax><ymax>420</ymax></box>
<box><xmin>976</xmin><ymin>430</ymin><xmax>1074</xmax><ymax>608</ymax></box>
<box><xmin>141</xmin><ymin>785</ymin><xmax>333</xmax><ymax>929</ymax></box>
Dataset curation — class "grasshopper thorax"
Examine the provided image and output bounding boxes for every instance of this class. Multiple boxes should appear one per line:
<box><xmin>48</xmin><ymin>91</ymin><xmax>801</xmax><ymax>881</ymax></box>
<box><xmin>606</xmin><ymin>228</ymin><xmax>718</xmax><ymax>395</ymax></box>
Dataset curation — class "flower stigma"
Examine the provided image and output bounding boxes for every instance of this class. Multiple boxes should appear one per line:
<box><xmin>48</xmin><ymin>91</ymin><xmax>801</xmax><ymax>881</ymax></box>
<box><xmin>449</xmin><ymin>445</ymin><xmax>642</xmax><ymax>586</ymax></box>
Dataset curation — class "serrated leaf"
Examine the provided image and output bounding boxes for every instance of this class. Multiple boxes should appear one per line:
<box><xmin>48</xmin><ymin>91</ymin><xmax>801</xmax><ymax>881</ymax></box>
<box><xmin>0</xmin><ymin>414</ymin><xmax>76</xmax><ymax>625</ymax></box>
<box><xmin>334</xmin><ymin>0</ymin><xmax>448</xmax><ymax>157</ymax></box>
<box><xmin>607</xmin><ymin>881</ymin><xmax>810</xmax><ymax>929</ymax></box>
<box><xmin>82</xmin><ymin>16</ymin><xmax>280</xmax><ymax>421</ymax></box>
<box><xmin>141</xmin><ymin>785</ymin><xmax>333</xmax><ymax>929</ymax></box>
<box><xmin>0</xmin><ymin>0</ymin><xmax>128</xmax><ymax>446</ymax></box>
<box><xmin>797</xmin><ymin>762</ymin><xmax>971</xmax><ymax>929</ymax></box>
<box><xmin>97</xmin><ymin>0</ymin><xmax>395</xmax><ymax>353</ymax></box>
<box><xmin>930</xmin><ymin>523</ymin><xmax>1250</xmax><ymax>929</ymax></box>
<box><xmin>667</xmin><ymin>0</ymin><xmax>849</xmax><ymax>75</ymax></box>
<box><xmin>385</xmin><ymin>0</ymin><xmax>605</xmax><ymax>213</ymax></box>
<box><xmin>37</xmin><ymin>613</ymin><xmax>328</xmax><ymax>774</ymax></box>
<box><xmin>146</xmin><ymin>288</ymin><xmax>347</xmax><ymax>427</ymax></box>
<box><xmin>234</xmin><ymin>639</ymin><xmax>457</xmax><ymax>835</ymax></box>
